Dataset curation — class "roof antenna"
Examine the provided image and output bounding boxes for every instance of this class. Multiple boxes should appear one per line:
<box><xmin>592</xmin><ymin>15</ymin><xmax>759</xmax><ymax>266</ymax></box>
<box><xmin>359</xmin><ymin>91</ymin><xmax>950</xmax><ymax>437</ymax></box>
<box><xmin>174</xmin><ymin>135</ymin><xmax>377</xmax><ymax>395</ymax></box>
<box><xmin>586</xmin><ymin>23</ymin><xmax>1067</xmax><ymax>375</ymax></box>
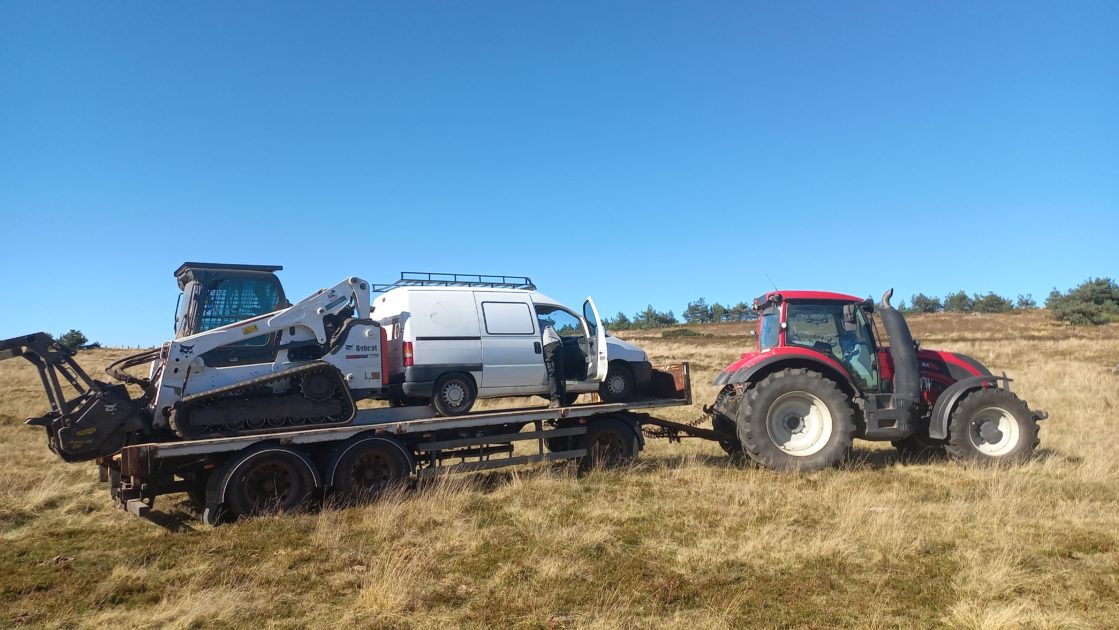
<box><xmin>764</xmin><ymin>273</ymin><xmax>778</xmax><ymax>291</ymax></box>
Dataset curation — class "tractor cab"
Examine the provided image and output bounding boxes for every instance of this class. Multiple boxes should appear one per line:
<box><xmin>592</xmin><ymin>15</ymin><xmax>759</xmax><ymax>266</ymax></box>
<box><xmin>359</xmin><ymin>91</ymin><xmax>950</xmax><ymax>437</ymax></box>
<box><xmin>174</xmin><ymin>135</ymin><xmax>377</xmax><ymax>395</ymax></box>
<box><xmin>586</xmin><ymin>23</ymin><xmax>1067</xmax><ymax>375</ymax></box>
<box><xmin>754</xmin><ymin>291</ymin><xmax>884</xmax><ymax>393</ymax></box>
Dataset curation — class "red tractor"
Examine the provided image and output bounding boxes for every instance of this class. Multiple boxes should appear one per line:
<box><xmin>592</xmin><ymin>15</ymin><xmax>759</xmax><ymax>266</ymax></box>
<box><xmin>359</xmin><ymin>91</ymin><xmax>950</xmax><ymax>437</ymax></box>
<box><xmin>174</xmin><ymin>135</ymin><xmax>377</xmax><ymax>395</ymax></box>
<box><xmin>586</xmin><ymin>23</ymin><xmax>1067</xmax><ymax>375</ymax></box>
<box><xmin>707</xmin><ymin>289</ymin><xmax>1047</xmax><ymax>471</ymax></box>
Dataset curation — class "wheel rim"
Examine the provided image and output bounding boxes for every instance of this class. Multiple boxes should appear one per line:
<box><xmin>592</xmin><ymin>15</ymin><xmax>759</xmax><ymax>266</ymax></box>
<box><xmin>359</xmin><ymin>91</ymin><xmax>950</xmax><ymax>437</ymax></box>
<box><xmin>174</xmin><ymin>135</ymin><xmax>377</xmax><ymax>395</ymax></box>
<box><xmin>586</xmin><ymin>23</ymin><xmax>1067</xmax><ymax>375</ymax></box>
<box><xmin>967</xmin><ymin>406</ymin><xmax>1020</xmax><ymax>456</ymax></box>
<box><xmin>349</xmin><ymin>451</ymin><xmax>394</xmax><ymax>490</ymax></box>
<box><xmin>765</xmin><ymin>392</ymin><xmax>834</xmax><ymax>456</ymax></box>
<box><xmin>591</xmin><ymin>432</ymin><xmax>626</xmax><ymax>467</ymax></box>
<box><xmin>440</xmin><ymin>381</ymin><xmax>467</xmax><ymax>408</ymax></box>
<box><xmin>243</xmin><ymin>460</ymin><xmax>298</xmax><ymax>512</ymax></box>
<box><xmin>606</xmin><ymin>373</ymin><xmax>628</xmax><ymax>396</ymax></box>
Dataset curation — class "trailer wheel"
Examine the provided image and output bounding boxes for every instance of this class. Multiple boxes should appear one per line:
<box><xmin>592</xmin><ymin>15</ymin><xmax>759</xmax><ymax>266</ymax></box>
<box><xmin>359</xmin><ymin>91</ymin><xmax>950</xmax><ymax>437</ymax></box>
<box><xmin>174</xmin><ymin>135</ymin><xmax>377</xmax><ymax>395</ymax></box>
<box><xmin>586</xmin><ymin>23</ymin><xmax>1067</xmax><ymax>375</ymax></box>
<box><xmin>598</xmin><ymin>362</ymin><xmax>635</xmax><ymax>403</ymax></box>
<box><xmin>945</xmin><ymin>388</ymin><xmax>1039</xmax><ymax>463</ymax></box>
<box><xmin>330</xmin><ymin>437</ymin><xmax>412</xmax><ymax>499</ymax></box>
<box><xmin>432</xmin><ymin>373</ymin><xmax>477</xmax><ymax>416</ymax></box>
<box><xmin>579</xmin><ymin>417</ymin><xmax>639</xmax><ymax>471</ymax></box>
<box><xmin>737</xmin><ymin>369</ymin><xmax>855</xmax><ymax>472</ymax></box>
<box><xmin>223</xmin><ymin>447</ymin><xmax>318</xmax><ymax>518</ymax></box>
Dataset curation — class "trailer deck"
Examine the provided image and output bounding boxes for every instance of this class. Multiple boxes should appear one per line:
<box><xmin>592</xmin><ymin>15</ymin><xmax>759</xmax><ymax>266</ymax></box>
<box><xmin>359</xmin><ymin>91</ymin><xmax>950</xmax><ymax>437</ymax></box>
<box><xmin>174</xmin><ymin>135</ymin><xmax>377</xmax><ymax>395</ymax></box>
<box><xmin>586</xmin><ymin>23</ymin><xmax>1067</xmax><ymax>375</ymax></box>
<box><xmin>104</xmin><ymin>363</ymin><xmax>705</xmax><ymax>525</ymax></box>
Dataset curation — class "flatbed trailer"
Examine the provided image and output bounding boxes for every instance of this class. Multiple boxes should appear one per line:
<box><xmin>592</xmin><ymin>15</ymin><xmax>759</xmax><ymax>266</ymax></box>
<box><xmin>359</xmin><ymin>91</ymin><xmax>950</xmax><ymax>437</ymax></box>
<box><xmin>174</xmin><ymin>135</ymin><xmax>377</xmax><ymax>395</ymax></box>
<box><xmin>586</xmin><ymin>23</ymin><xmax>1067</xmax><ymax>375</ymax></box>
<box><xmin>101</xmin><ymin>363</ymin><xmax>702</xmax><ymax>525</ymax></box>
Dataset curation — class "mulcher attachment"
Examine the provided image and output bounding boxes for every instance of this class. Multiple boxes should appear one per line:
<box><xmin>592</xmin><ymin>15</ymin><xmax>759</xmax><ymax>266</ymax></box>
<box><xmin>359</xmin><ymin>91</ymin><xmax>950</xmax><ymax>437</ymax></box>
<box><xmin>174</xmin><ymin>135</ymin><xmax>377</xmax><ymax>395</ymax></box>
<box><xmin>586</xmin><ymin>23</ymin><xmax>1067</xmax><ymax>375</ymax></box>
<box><xmin>0</xmin><ymin>333</ymin><xmax>148</xmax><ymax>462</ymax></box>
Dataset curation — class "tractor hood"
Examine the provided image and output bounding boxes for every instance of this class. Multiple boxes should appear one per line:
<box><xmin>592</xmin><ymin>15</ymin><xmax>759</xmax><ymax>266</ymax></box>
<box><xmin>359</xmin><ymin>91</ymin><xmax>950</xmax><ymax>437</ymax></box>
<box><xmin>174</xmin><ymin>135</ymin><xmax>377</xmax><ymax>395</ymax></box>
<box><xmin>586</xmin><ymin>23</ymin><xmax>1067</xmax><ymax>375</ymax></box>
<box><xmin>916</xmin><ymin>349</ymin><xmax>992</xmax><ymax>382</ymax></box>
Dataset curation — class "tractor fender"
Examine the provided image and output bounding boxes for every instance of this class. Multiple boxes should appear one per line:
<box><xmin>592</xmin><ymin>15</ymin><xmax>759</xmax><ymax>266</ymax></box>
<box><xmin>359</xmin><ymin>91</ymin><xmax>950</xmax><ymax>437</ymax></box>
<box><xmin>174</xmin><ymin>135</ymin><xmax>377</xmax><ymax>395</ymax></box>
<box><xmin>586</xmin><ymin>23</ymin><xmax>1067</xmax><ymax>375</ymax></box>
<box><xmin>324</xmin><ymin>434</ymin><xmax>415</xmax><ymax>487</ymax></box>
<box><xmin>928</xmin><ymin>375</ymin><xmax>1005</xmax><ymax>440</ymax></box>
<box><xmin>713</xmin><ymin>353</ymin><xmax>860</xmax><ymax>397</ymax></box>
<box><xmin>201</xmin><ymin>442</ymin><xmax>321</xmax><ymax>526</ymax></box>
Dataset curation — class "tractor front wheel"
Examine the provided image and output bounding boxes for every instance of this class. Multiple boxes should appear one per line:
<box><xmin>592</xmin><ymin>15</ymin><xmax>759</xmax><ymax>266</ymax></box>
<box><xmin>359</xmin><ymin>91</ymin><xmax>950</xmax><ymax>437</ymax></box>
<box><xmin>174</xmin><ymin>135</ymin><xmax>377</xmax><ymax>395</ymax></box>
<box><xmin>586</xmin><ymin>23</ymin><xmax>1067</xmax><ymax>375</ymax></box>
<box><xmin>945</xmin><ymin>388</ymin><xmax>1039</xmax><ymax>463</ymax></box>
<box><xmin>736</xmin><ymin>369</ymin><xmax>855</xmax><ymax>472</ymax></box>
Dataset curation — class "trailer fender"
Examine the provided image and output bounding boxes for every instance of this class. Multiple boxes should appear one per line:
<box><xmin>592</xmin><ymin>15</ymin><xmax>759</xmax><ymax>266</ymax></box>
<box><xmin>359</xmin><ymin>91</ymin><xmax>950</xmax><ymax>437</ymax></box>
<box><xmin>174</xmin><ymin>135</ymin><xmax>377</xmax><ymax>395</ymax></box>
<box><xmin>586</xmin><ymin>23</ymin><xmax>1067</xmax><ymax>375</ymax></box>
<box><xmin>612</xmin><ymin>413</ymin><xmax>646</xmax><ymax>450</ymax></box>
<box><xmin>325</xmin><ymin>434</ymin><xmax>415</xmax><ymax>487</ymax></box>
<box><xmin>201</xmin><ymin>443</ymin><xmax>321</xmax><ymax>526</ymax></box>
<box><xmin>928</xmin><ymin>375</ymin><xmax>1005</xmax><ymax>440</ymax></box>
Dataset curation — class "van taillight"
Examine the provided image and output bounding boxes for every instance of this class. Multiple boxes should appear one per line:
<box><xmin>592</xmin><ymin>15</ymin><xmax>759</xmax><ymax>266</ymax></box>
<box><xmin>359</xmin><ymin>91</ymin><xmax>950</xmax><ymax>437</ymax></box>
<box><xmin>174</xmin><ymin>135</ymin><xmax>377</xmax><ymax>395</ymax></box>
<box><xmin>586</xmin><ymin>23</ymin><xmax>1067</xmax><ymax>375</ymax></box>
<box><xmin>403</xmin><ymin>341</ymin><xmax>414</xmax><ymax>367</ymax></box>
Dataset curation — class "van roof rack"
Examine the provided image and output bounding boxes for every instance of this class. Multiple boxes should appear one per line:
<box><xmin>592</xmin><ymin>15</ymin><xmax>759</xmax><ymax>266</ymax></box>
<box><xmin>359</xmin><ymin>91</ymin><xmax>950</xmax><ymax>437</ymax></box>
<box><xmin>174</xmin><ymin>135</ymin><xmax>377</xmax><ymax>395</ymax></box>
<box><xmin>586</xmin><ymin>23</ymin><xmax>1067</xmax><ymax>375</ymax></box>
<box><xmin>372</xmin><ymin>271</ymin><xmax>536</xmax><ymax>293</ymax></box>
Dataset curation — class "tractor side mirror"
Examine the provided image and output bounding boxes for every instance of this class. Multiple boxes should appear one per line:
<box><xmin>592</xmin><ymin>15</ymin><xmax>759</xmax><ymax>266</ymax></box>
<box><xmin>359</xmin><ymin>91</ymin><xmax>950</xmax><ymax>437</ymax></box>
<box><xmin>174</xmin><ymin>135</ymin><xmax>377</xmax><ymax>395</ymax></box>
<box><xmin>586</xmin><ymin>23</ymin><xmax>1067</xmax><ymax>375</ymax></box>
<box><xmin>842</xmin><ymin>304</ymin><xmax>858</xmax><ymax>332</ymax></box>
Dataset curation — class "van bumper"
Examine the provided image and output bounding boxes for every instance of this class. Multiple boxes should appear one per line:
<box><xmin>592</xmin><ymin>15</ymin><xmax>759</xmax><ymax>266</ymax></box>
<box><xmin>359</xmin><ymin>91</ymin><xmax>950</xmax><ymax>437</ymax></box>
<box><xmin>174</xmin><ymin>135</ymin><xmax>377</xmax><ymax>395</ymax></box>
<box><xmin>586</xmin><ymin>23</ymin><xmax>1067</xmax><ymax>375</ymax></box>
<box><xmin>401</xmin><ymin>381</ymin><xmax>435</xmax><ymax>399</ymax></box>
<box><xmin>397</xmin><ymin>364</ymin><xmax>482</xmax><ymax>400</ymax></box>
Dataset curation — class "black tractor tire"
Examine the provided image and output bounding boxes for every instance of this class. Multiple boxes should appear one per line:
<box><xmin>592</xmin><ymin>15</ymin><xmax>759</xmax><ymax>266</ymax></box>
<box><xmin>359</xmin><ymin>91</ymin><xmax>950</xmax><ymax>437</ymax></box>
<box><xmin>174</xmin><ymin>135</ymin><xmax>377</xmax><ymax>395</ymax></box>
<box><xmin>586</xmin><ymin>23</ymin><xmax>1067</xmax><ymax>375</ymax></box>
<box><xmin>598</xmin><ymin>362</ymin><xmax>636</xmax><ymax>403</ymax></box>
<box><xmin>432</xmin><ymin>373</ymin><xmax>477</xmax><ymax>416</ymax></box>
<box><xmin>736</xmin><ymin>369</ymin><xmax>856</xmax><ymax>472</ymax></box>
<box><xmin>579</xmin><ymin>417</ymin><xmax>640</xmax><ymax>472</ymax></box>
<box><xmin>945</xmin><ymin>388</ymin><xmax>1039</xmax><ymax>464</ymax></box>
<box><xmin>223</xmin><ymin>447</ymin><xmax>318</xmax><ymax>518</ymax></box>
<box><xmin>330</xmin><ymin>437</ymin><xmax>412</xmax><ymax>500</ymax></box>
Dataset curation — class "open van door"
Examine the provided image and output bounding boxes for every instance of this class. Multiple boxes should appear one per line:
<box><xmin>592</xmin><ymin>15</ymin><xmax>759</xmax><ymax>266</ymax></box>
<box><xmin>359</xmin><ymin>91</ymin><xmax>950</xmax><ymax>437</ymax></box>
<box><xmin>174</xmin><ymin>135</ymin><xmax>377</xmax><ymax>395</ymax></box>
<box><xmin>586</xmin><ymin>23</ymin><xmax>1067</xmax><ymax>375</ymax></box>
<box><xmin>582</xmin><ymin>297</ymin><xmax>609</xmax><ymax>382</ymax></box>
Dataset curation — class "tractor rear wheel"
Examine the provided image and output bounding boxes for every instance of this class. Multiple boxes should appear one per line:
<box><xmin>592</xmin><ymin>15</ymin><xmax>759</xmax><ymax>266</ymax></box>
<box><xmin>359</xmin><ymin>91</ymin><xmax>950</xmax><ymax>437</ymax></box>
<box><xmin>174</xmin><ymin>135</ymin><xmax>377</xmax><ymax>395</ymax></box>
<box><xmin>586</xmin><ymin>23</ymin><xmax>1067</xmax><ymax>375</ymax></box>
<box><xmin>945</xmin><ymin>388</ymin><xmax>1039</xmax><ymax>463</ymax></box>
<box><xmin>736</xmin><ymin>369</ymin><xmax>855</xmax><ymax>471</ymax></box>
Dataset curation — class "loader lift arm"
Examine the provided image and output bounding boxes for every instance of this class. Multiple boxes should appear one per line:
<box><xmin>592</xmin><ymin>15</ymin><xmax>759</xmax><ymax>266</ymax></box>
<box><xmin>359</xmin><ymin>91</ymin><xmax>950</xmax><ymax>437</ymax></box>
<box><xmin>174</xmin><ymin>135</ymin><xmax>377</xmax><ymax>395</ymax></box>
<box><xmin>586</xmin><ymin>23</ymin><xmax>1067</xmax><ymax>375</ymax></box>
<box><xmin>1</xmin><ymin>333</ymin><xmax>98</xmax><ymax>419</ymax></box>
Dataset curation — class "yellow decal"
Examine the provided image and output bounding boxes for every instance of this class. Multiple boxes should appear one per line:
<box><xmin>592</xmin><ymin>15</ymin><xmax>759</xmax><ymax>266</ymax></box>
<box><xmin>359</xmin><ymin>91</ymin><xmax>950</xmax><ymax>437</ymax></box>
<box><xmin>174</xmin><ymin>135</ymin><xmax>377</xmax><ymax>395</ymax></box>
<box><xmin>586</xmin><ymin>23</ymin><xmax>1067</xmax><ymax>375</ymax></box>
<box><xmin>76</xmin><ymin>427</ymin><xmax>97</xmax><ymax>436</ymax></box>
<box><xmin>242</xmin><ymin>324</ymin><xmax>259</xmax><ymax>335</ymax></box>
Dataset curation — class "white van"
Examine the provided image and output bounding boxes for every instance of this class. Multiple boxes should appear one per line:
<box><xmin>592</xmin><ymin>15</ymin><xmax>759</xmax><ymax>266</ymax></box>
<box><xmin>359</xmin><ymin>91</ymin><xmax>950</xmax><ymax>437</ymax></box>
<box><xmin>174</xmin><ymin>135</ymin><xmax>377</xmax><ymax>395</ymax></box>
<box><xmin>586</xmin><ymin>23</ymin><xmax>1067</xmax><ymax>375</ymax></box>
<box><xmin>373</xmin><ymin>280</ymin><xmax>652</xmax><ymax>415</ymax></box>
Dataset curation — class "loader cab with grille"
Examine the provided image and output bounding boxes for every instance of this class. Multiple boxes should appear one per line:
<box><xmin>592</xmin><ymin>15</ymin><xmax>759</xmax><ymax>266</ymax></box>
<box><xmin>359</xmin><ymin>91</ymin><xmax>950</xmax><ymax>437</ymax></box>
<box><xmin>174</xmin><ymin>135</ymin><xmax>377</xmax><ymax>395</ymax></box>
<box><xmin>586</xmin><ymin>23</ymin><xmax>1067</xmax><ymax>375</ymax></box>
<box><xmin>173</xmin><ymin>263</ymin><xmax>291</xmax><ymax>367</ymax></box>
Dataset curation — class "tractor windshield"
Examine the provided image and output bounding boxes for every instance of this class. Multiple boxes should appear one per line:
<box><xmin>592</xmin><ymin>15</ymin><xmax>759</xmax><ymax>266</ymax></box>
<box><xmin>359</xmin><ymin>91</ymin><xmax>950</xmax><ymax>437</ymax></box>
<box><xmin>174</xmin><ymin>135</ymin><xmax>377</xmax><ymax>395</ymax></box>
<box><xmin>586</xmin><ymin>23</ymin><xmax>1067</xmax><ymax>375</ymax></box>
<box><xmin>786</xmin><ymin>301</ymin><xmax>878</xmax><ymax>390</ymax></box>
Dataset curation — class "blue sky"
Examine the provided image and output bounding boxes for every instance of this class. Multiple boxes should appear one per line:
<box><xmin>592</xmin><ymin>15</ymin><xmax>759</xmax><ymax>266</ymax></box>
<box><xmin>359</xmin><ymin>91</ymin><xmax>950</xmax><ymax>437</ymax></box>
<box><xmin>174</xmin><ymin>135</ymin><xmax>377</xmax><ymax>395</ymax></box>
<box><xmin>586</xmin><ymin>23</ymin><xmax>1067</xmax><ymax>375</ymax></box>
<box><xmin>1</xmin><ymin>1</ymin><xmax>1116</xmax><ymax>346</ymax></box>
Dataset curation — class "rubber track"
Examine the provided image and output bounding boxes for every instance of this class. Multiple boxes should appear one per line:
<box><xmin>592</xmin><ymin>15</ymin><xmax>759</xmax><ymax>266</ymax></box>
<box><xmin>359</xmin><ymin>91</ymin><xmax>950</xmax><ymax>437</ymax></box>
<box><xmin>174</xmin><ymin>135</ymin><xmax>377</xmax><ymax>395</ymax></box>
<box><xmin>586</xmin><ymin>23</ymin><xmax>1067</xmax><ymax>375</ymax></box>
<box><xmin>169</xmin><ymin>361</ymin><xmax>355</xmax><ymax>439</ymax></box>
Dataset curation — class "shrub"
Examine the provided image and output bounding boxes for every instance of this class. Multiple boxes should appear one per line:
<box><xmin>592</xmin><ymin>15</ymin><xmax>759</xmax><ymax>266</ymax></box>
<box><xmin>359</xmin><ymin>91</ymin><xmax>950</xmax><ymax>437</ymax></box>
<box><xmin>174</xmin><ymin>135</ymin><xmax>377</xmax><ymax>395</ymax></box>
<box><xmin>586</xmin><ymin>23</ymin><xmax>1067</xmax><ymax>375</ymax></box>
<box><xmin>1047</xmin><ymin>278</ymin><xmax>1119</xmax><ymax>325</ymax></box>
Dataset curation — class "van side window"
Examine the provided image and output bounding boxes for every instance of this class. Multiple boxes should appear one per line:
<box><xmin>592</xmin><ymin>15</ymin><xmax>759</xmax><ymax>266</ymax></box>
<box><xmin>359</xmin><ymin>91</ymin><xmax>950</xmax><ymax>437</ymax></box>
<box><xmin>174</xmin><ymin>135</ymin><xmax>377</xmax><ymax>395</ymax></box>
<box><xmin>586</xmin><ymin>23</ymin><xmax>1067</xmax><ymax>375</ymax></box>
<box><xmin>481</xmin><ymin>302</ymin><xmax>536</xmax><ymax>335</ymax></box>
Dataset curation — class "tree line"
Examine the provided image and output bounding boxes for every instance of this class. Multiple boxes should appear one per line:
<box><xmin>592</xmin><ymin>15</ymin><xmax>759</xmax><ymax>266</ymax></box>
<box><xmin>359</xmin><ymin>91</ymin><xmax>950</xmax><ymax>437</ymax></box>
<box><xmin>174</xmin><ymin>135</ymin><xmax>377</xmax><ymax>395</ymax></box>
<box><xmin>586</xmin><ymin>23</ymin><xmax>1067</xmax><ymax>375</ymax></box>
<box><xmin>604</xmin><ymin>277</ymin><xmax>1119</xmax><ymax>330</ymax></box>
<box><xmin>900</xmin><ymin>278</ymin><xmax>1119</xmax><ymax>325</ymax></box>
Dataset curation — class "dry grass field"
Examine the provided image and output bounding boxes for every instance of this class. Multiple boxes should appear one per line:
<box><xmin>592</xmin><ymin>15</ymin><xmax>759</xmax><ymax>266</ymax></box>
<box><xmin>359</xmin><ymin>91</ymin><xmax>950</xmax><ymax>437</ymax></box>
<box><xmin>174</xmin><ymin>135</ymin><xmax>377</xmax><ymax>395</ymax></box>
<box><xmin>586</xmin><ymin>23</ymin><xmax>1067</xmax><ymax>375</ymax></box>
<box><xmin>1</xmin><ymin>311</ymin><xmax>1117</xmax><ymax>629</ymax></box>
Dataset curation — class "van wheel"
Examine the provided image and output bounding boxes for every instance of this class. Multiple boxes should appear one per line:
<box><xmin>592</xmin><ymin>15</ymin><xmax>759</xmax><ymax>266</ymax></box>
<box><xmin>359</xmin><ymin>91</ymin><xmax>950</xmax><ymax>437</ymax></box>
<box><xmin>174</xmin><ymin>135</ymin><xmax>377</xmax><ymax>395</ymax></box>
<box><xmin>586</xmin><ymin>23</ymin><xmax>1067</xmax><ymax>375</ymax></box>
<box><xmin>432</xmin><ymin>373</ymin><xmax>476</xmax><ymax>416</ymax></box>
<box><xmin>598</xmin><ymin>362</ymin><xmax>635</xmax><ymax>402</ymax></box>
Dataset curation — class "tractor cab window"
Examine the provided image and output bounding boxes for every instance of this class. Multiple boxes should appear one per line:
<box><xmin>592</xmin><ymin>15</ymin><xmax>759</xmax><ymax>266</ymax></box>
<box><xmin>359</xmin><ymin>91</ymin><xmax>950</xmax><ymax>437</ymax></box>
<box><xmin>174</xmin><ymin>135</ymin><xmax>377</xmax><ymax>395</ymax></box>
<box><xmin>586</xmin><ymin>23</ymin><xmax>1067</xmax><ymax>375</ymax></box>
<box><xmin>198</xmin><ymin>278</ymin><xmax>280</xmax><ymax>345</ymax></box>
<box><xmin>786</xmin><ymin>302</ymin><xmax>878</xmax><ymax>390</ymax></box>
<box><xmin>759</xmin><ymin>306</ymin><xmax>781</xmax><ymax>350</ymax></box>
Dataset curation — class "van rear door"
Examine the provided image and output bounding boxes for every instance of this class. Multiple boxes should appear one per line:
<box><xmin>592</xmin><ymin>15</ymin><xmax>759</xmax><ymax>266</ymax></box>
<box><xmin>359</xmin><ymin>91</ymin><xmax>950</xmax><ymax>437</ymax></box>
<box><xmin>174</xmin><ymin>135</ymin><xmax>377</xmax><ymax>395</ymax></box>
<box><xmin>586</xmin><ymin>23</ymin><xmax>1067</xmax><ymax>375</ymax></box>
<box><xmin>582</xmin><ymin>297</ymin><xmax>608</xmax><ymax>382</ymax></box>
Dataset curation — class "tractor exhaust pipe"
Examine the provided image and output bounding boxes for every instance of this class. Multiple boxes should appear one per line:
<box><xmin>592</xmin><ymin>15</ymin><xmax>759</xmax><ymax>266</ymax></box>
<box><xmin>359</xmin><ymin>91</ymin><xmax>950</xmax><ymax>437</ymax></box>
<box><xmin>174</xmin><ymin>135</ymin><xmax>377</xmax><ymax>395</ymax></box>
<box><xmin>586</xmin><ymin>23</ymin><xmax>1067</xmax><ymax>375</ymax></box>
<box><xmin>878</xmin><ymin>290</ymin><xmax>920</xmax><ymax>427</ymax></box>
